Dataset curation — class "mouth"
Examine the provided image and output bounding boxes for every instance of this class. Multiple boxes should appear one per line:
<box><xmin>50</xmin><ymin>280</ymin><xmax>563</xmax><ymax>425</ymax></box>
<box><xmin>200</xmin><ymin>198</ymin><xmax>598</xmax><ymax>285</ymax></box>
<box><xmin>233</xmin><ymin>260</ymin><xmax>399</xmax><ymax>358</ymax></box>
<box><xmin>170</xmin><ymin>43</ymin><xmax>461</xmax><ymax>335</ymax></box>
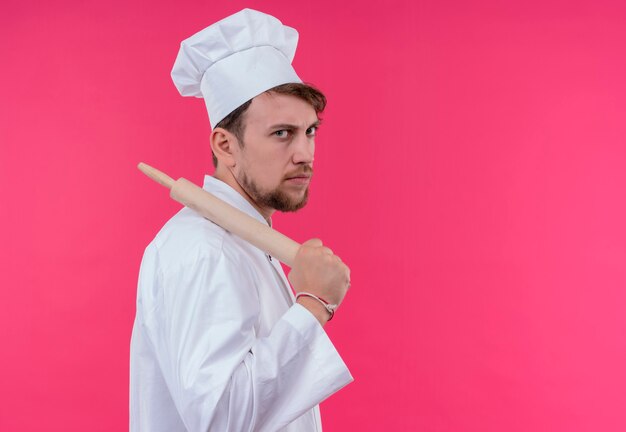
<box><xmin>285</xmin><ymin>175</ymin><xmax>311</xmax><ymax>185</ymax></box>
<box><xmin>284</xmin><ymin>167</ymin><xmax>313</xmax><ymax>185</ymax></box>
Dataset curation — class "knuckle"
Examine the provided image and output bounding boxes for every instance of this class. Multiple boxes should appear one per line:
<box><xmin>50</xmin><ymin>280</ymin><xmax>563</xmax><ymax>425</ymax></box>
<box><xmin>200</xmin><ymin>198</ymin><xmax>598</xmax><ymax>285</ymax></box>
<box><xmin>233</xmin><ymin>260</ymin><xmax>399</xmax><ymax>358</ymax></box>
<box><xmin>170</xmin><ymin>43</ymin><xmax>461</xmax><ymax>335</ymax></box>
<box><xmin>307</xmin><ymin>238</ymin><xmax>323</xmax><ymax>246</ymax></box>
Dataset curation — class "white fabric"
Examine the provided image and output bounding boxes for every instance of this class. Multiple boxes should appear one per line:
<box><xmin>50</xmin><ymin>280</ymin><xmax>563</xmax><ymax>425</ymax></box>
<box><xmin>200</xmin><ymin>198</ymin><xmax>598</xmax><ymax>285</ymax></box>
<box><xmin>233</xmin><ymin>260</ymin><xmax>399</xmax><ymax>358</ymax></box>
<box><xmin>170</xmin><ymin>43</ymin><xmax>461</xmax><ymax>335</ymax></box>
<box><xmin>171</xmin><ymin>8</ymin><xmax>302</xmax><ymax>128</ymax></box>
<box><xmin>130</xmin><ymin>175</ymin><xmax>353</xmax><ymax>432</ymax></box>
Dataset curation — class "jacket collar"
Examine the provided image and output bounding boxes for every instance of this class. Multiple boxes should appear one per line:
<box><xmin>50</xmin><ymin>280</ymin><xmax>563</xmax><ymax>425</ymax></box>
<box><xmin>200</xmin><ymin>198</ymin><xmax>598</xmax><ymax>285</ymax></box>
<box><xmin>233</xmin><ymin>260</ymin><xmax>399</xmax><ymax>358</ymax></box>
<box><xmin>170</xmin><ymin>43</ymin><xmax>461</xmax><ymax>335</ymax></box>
<box><xmin>202</xmin><ymin>175</ymin><xmax>272</xmax><ymax>227</ymax></box>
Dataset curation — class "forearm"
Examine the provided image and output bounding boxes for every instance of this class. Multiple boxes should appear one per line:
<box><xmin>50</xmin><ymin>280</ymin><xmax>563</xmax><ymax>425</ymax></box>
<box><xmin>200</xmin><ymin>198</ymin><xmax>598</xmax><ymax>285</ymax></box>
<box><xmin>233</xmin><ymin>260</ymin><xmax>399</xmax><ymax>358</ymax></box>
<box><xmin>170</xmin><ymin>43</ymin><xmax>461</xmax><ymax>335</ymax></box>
<box><xmin>207</xmin><ymin>304</ymin><xmax>350</xmax><ymax>431</ymax></box>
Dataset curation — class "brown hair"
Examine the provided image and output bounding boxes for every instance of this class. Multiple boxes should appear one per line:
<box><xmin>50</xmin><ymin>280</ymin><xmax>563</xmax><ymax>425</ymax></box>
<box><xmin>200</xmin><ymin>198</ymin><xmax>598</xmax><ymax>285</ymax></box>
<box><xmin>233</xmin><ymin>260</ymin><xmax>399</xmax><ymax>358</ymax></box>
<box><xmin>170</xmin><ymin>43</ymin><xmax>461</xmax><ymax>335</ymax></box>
<box><xmin>211</xmin><ymin>82</ymin><xmax>327</xmax><ymax>167</ymax></box>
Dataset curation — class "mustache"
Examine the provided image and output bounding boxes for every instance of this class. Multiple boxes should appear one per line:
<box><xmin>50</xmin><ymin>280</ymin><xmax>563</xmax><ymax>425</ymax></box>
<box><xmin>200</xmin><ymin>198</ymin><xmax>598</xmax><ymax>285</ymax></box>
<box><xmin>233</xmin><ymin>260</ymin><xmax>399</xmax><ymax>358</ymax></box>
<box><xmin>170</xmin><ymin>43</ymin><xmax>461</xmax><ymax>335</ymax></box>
<box><xmin>284</xmin><ymin>166</ymin><xmax>313</xmax><ymax>179</ymax></box>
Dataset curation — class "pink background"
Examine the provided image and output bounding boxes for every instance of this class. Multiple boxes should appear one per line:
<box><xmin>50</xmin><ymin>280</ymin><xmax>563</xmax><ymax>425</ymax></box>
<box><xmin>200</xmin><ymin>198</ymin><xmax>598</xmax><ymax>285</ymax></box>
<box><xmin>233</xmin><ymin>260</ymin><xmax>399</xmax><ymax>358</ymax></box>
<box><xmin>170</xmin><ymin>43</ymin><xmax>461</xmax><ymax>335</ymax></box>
<box><xmin>2</xmin><ymin>0</ymin><xmax>625</xmax><ymax>430</ymax></box>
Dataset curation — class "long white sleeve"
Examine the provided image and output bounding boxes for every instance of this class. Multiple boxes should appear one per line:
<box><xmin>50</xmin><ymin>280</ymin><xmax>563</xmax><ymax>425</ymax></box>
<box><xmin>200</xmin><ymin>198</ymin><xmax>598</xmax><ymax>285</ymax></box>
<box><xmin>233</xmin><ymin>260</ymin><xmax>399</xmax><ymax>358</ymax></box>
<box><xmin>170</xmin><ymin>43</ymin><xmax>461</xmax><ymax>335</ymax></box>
<box><xmin>135</xmin><ymin>241</ymin><xmax>353</xmax><ymax>432</ymax></box>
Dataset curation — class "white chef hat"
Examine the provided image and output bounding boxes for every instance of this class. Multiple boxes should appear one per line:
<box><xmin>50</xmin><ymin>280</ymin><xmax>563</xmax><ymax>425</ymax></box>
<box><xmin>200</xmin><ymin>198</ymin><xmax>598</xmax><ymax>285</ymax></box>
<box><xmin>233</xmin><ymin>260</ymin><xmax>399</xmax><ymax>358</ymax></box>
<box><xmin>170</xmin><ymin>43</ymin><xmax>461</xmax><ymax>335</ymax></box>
<box><xmin>171</xmin><ymin>8</ymin><xmax>303</xmax><ymax>129</ymax></box>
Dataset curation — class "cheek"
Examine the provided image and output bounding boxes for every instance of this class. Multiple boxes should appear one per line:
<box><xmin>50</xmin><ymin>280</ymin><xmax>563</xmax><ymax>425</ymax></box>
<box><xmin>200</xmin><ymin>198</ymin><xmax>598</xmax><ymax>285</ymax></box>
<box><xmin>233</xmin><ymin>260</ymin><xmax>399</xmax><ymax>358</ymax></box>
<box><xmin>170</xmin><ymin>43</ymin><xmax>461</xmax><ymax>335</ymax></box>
<box><xmin>243</xmin><ymin>145</ymin><xmax>285</xmax><ymax>182</ymax></box>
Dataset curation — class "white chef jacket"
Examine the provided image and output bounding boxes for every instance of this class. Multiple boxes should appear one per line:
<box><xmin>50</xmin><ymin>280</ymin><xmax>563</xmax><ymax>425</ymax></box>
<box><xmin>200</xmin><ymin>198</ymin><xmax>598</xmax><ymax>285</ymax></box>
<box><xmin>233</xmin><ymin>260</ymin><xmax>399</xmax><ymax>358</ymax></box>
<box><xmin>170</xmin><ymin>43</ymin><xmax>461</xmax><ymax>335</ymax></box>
<box><xmin>130</xmin><ymin>175</ymin><xmax>353</xmax><ymax>432</ymax></box>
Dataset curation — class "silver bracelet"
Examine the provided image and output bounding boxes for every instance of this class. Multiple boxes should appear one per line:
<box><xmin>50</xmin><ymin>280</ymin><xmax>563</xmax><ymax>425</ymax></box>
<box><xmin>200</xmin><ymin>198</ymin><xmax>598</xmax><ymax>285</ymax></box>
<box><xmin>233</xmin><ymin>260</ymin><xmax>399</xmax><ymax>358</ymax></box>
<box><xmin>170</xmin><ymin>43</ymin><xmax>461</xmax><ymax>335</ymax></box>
<box><xmin>295</xmin><ymin>292</ymin><xmax>337</xmax><ymax>321</ymax></box>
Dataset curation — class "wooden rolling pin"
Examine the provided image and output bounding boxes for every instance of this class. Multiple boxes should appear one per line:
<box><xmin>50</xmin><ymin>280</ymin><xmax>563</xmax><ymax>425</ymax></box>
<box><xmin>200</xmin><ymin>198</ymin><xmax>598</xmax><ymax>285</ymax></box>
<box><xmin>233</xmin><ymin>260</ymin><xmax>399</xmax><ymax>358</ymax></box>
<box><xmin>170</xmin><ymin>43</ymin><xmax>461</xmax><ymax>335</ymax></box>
<box><xmin>138</xmin><ymin>162</ymin><xmax>301</xmax><ymax>267</ymax></box>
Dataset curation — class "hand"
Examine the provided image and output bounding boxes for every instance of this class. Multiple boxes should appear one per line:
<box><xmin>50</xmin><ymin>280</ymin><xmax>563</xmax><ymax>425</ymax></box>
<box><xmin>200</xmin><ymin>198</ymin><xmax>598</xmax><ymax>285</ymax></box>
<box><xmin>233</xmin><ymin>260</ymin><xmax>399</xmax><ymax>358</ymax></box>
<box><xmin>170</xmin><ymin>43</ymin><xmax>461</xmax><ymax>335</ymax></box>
<box><xmin>288</xmin><ymin>239</ymin><xmax>351</xmax><ymax>320</ymax></box>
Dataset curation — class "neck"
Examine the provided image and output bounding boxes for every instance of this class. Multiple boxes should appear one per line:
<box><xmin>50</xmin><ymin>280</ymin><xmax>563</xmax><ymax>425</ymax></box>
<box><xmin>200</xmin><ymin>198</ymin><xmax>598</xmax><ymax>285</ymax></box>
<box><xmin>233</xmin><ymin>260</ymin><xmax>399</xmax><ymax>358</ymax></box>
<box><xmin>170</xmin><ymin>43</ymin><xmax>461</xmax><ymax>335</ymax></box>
<box><xmin>213</xmin><ymin>165</ymin><xmax>274</xmax><ymax>224</ymax></box>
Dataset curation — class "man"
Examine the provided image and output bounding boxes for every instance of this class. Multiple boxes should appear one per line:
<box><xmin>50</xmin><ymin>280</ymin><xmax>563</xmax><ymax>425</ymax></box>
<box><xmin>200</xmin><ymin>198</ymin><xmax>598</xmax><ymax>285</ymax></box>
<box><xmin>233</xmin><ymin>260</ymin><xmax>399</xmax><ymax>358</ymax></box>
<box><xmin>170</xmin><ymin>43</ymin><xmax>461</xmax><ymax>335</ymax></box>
<box><xmin>129</xmin><ymin>9</ymin><xmax>353</xmax><ymax>432</ymax></box>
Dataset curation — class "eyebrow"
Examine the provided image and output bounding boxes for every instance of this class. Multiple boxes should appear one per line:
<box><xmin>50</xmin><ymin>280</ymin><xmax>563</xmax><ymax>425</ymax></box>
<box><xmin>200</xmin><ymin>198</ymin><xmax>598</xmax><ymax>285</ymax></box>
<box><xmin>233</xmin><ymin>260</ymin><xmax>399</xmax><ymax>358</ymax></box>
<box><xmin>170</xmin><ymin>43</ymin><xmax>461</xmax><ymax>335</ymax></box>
<box><xmin>268</xmin><ymin>120</ymin><xmax>321</xmax><ymax>131</ymax></box>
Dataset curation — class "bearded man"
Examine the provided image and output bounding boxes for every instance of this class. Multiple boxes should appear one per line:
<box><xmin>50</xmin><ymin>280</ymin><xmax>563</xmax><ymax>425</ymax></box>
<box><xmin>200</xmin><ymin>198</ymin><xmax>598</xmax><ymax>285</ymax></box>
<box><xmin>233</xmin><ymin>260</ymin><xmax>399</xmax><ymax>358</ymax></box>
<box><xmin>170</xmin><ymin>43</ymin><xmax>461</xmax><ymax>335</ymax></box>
<box><xmin>130</xmin><ymin>9</ymin><xmax>353</xmax><ymax>432</ymax></box>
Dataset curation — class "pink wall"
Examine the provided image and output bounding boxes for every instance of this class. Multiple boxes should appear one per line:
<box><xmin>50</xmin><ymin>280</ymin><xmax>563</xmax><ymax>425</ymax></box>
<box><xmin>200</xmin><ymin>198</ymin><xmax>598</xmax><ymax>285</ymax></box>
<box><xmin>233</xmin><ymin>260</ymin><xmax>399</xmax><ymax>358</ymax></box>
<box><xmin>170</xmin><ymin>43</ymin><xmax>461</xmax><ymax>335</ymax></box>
<box><xmin>2</xmin><ymin>0</ymin><xmax>625</xmax><ymax>430</ymax></box>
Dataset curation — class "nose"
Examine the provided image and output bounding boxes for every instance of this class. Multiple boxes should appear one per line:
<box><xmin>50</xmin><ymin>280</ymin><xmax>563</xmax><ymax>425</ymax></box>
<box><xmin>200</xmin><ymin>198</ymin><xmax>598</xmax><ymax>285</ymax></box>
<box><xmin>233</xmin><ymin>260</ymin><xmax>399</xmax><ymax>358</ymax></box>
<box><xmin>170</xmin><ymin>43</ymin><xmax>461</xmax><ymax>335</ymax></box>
<box><xmin>292</xmin><ymin>131</ymin><xmax>315</xmax><ymax>165</ymax></box>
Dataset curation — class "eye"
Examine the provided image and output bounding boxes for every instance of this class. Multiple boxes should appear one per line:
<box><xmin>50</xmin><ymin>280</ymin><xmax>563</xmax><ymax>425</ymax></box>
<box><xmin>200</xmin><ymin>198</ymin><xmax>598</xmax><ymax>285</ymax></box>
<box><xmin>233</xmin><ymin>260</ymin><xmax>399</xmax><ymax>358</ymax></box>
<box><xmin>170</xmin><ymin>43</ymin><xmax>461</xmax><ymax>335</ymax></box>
<box><xmin>306</xmin><ymin>126</ymin><xmax>317</xmax><ymax>136</ymax></box>
<box><xmin>274</xmin><ymin>130</ymin><xmax>289</xmax><ymax>138</ymax></box>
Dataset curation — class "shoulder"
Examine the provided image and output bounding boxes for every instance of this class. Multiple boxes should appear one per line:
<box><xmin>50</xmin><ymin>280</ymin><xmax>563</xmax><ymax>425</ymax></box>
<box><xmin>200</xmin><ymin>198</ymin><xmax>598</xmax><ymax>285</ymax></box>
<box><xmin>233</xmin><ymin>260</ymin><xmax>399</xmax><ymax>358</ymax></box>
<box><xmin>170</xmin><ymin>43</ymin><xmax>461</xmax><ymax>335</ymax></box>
<box><xmin>137</xmin><ymin>207</ymin><xmax>264</xmax><ymax>319</ymax></box>
<box><xmin>142</xmin><ymin>207</ymin><xmax>250</xmax><ymax>274</ymax></box>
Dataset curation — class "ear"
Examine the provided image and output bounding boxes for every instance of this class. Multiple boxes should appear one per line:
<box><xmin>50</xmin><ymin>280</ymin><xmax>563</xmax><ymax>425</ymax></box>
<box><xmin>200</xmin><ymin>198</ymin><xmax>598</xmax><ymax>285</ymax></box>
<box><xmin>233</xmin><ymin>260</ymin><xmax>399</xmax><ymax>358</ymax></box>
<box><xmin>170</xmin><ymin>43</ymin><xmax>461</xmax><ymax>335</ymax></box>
<box><xmin>210</xmin><ymin>127</ymin><xmax>239</xmax><ymax>168</ymax></box>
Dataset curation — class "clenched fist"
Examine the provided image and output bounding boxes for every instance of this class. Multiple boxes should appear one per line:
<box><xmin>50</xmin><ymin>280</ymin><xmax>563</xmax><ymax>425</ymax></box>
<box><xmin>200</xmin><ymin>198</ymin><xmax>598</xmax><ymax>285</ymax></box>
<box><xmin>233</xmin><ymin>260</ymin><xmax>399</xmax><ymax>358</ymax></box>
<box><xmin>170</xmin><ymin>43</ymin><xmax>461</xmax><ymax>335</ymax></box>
<box><xmin>288</xmin><ymin>238</ymin><xmax>351</xmax><ymax>324</ymax></box>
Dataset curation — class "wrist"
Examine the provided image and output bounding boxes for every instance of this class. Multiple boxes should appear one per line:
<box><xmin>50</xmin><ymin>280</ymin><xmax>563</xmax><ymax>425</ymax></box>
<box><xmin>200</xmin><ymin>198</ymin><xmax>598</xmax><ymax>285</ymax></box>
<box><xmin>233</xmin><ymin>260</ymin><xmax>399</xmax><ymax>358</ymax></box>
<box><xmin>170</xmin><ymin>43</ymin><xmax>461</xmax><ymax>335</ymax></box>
<box><xmin>296</xmin><ymin>296</ymin><xmax>331</xmax><ymax>326</ymax></box>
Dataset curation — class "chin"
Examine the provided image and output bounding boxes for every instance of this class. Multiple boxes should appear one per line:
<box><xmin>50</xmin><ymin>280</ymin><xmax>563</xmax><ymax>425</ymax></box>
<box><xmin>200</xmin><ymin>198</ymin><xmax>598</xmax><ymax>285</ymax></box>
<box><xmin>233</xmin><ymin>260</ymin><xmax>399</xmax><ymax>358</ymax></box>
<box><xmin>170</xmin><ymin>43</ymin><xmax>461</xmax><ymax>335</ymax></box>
<box><xmin>282</xmin><ymin>193</ymin><xmax>309</xmax><ymax>212</ymax></box>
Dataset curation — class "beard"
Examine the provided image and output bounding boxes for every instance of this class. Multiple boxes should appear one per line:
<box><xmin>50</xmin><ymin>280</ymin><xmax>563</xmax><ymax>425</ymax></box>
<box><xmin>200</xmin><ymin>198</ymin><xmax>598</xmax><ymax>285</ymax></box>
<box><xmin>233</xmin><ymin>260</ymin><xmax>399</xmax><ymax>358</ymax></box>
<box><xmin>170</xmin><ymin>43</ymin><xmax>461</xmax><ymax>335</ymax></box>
<box><xmin>238</xmin><ymin>169</ymin><xmax>311</xmax><ymax>212</ymax></box>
